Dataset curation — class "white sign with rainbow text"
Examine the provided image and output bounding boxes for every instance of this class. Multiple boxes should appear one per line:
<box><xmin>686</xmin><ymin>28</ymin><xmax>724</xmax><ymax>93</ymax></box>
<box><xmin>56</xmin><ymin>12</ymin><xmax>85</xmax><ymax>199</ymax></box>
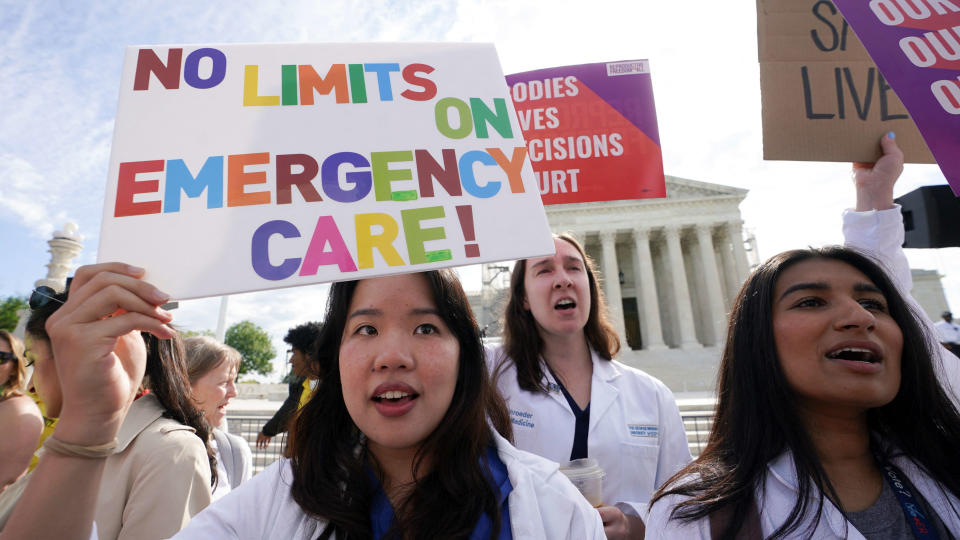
<box><xmin>98</xmin><ymin>42</ymin><xmax>554</xmax><ymax>300</ymax></box>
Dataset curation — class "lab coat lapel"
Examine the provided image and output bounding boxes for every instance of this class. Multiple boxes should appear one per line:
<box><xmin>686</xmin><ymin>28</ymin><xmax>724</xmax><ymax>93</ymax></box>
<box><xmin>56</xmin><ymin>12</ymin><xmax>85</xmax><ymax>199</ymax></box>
<box><xmin>766</xmin><ymin>452</ymin><xmax>866</xmax><ymax>539</ymax></box>
<box><xmin>588</xmin><ymin>352</ymin><xmax>620</xmax><ymax>433</ymax></box>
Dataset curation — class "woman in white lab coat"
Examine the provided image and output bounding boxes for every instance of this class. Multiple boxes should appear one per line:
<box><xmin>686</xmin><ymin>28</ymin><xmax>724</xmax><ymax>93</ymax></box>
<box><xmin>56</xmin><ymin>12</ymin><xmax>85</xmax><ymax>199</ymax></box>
<box><xmin>489</xmin><ymin>233</ymin><xmax>691</xmax><ymax>540</ymax></box>
<box><xmin>174</xmin><ymin>269</ymin><xmax>603</xmax><ymax>539</ymax></box>
<box><xmin>646</xmin><ymin>135</ymin><xmax>960</xmax><ymax>539</ymax></box>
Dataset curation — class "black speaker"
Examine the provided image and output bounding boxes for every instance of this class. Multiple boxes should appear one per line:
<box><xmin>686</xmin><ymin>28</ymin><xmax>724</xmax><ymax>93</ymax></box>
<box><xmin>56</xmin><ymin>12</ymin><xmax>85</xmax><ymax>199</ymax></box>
<box><xmin>895</xmin><ymin>185</ymin><xmax>960</xmax><ymax>249</ymax></box>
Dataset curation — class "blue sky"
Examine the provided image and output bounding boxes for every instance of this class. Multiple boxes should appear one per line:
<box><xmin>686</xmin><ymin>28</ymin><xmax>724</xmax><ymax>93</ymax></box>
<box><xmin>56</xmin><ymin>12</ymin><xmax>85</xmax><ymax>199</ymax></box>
<box><xmin>2</xmin><ymin>0</ymin><xmax>957</xmax><ymax>380</ymax></box>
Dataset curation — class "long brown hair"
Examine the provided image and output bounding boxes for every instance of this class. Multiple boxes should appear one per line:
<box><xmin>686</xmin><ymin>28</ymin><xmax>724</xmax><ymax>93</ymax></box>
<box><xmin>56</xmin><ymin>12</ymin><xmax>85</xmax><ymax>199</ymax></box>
<box><xmin>650</xmin><ymin>247</ymin><xmax>960</xmax><ymax>539</ymax></box>
<box><xmin>0</xmin><ymin>330</ymin><xmax>26</xmax><ymax>399</ymax></box>
<box><xmin>288</xmin><ymin>270</ymin><xmax>512</xmax><ymax>539</ymax></box>
<box><xmin>501</xmin><ymin>233</ymin><xmax>620</xmax><ymax>392</ymax></box>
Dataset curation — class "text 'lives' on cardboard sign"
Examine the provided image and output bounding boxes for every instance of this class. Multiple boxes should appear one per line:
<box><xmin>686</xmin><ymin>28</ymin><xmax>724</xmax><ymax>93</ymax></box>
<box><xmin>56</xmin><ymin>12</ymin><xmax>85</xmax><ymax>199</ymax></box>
<box><xmin>758</xmin><ymin>0</ymin><xmax>934</xmax><ymax>163</ymax></box>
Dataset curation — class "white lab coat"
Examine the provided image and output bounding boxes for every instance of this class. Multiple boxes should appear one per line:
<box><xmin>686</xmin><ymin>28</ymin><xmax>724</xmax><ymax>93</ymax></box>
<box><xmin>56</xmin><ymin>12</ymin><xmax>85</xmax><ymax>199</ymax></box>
<box><xmin>644</xmin><ymin>207</ymin><xmax>960</xmax><ymax>538</ymax></box>
<box><xmin>645</xmin><ymin>449</ymin><xmax>960</xmax><ymax>539</ymax></box>
<box><xmin>487</xmin><ymin>346</ymin><xmax>692</xmax><ymax>517</ymax></box>
<box><xmin>843</xmin><ymin>206</ymin><xmax>960</xmax><ymax>407</ymax></box>
<box><xmin>169</xmin><ymin>431</ymin><xmax>605</xmax><ymax>539</ymax></box>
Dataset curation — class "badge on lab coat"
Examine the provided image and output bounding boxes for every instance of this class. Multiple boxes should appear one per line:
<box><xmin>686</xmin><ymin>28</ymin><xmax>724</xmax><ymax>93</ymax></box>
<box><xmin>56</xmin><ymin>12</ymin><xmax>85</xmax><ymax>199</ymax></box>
<box><xmin>510</xmin><ymin>408</ymin><xmax>535</xmax><ymax>429</ymax></box>
<box><xmin>628</xmin><ymin>424</ymin><xmax>658</xmax><ymax>438</ymax></box>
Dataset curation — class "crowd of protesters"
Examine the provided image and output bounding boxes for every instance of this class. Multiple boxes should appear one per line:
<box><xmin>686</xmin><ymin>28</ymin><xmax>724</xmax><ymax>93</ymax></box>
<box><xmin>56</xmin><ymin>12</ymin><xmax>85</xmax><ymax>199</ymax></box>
<box><xmin>0</xmin><ymin>135</ymin><xmax>958</xmax><ymax>539</ymax></box>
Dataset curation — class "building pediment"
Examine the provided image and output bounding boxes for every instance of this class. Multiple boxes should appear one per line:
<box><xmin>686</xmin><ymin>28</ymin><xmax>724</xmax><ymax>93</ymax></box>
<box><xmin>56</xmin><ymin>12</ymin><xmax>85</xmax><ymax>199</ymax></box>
<box><xmin>544</xmin><ymin>175</ymin><xmax>748</xmax><ymax>220</ymax></box>
<box><xmin>664</xmin><ymin>176</ymin><xmax>748</xmax><ymax>201</ymax></box>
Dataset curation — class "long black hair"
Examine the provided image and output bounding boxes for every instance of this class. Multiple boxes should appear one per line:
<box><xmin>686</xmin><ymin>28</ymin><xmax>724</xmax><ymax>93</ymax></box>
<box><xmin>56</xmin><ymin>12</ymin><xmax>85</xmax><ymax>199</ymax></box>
<box><xmin>650</xmin><ymin>246</ymin><xmax>960</xmax><ymax>539</ymax></box>
<box><xmin>142</xmin><ymin>331</ymin><xmax>218</xmax><ymax>488</ymax></box>
<box><xmin>500</xmin><ymin>233</ymin><xmax>620</xmax><ymax>392</ymax></box>
<box><xmin>288</xmin><ymin>270</ymin><xmax>512</xmax><ymax>539</ymax></box>
<box><xmin>26</xmin><ymin>289</ymin><xmax>218</xmax><ymax>488</ymax></box>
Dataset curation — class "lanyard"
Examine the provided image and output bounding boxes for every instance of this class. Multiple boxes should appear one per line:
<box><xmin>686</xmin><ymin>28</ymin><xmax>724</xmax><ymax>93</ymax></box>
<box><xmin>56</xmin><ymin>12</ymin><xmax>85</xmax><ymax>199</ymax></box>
<box><xmin>878</xmin><ymin>460</ymin><xmax>942</xmax><ymax>540</ymax></box>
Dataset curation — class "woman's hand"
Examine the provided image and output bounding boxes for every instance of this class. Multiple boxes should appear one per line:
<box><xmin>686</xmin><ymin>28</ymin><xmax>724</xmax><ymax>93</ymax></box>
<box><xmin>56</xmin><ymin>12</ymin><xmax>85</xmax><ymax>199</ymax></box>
<box><xmin>44</xmin><ymin>262</ymin><xmax>175</xmax><ymax>446</ymax></box>
<box><xmin>597</xmin><ymin>506</ymin><xmax>644</xmax><ymax>540</ymax></box>
<box><xmin>853</xmin><ymin>132</ymin><xmax>904</xmax><ymax>212</ymax></box>
<box><xmin>256</xmin><ymin>432</ymin><xmax>273</xmax><ymax>450</ymax></box>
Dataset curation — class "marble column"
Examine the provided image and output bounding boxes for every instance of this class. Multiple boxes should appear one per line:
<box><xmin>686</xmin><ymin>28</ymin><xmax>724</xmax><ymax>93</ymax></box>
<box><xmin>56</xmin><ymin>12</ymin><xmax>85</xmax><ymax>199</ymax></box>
<box><xmin>717</xmin><ymin>226</ymin><xmax>740</xmax><ymax>305</ymax></box>
<box><xmin>599</xmin><ymin>231</ymin><xmax>626</xmax><ymax>340</ymax></box>
<box><xmin>664</xmin><ymin>226</ymin><xmax>701</xmax><ymax>349</ymax></box>
<box><xmin>695</xmin><ymin>224</ymin><xmax>728</xmax><ymax>346</ymax></box>
<box><xmin>632</xmin><ymin>228</ymin><xmax>666</xmax><ymax>350</ymax></box>
<box><xmin>728</xmin><ymin>221</ymin><xmax>750</xmax><ymax>283</ymax></box>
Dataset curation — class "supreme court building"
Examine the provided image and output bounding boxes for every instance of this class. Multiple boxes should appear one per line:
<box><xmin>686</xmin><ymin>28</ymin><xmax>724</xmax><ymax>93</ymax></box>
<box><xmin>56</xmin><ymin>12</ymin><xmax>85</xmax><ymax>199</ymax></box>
<box><xmin>472</xmin><ymin>174</ymin><xmax>952</xmax><ymax>391</ymax></box>
<box><xmin>544</xmin><ymin>174</ymin><xmax>752</xmax><ymax>352</ymax></box>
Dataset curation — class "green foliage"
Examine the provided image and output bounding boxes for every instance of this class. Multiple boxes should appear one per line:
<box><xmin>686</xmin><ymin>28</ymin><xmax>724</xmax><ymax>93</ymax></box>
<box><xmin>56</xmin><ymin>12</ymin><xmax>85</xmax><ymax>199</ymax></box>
<box><xmin>0</xmin><ymin>296</ymin><xmax>28</xmax><ymax>332</ymax></box>
<box><xmin>224</xmin><ymin>320</ymin><xmax>275</xmax><ymax>376</ymax></box>
<box><xmin>180</xmin><ymin>328</ymin><xmax>215</xmax><ymax>339</ymax></box>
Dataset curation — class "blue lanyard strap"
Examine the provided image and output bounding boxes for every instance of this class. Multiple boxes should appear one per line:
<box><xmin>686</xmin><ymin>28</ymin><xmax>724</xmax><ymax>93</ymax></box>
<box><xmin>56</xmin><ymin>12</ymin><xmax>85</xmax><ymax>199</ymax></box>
<box><xmin>879</xmin><ymin>461</ymin><xmax>942</xmax><ymax>540</ymax></box>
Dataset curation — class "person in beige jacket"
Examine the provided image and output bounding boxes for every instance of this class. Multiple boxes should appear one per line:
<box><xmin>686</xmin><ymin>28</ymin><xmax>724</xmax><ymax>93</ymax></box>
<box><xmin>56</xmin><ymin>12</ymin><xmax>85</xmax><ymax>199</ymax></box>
<box><xmin>95</xmin><ymin>391</ymin><xmax>212</xmax><ymax>539</ymax></box>
<box><xmin>0</xmin><ymin>281</ymin><xmax>216</xmax><ymax>539</ymax></box>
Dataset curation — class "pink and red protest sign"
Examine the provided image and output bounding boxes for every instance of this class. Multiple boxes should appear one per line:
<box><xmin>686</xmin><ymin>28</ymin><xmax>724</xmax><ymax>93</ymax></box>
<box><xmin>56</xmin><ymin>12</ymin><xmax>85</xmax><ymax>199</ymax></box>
<box><xmin>98</xmin><ymin>43</ymin><xmax>555</xmax><ymax>300</ymax></box>
<box><xmin>831</xmin><ymin>0</ymin><xmax>960</xmax><ymax>195</ymax></box>
<box><xmin>506</xmin><ymin>60</ymin><xmax>666</xmax><ymax>205</ymax></box>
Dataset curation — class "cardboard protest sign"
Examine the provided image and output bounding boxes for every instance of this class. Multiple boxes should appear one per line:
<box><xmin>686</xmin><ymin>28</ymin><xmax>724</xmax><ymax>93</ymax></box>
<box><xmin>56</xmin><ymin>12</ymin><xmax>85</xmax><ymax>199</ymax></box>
<box><xmin>505</xmin><ymin>60</ymin><xmax>665</xmax><ymax>204</ymax></box>
<box><xmin>758</xmin><ymin>0</ymin><xmax>936</xmax><ymax>163</ymax></box>
<box><xmin>830</xmin><ymin>0</ymin><xmax>960</xmax><ymax>196</ymax></box>
<box><xmin>98</xmin><ymin>43</ymin><xmax>555</xmax><ymax>300</ymax></box>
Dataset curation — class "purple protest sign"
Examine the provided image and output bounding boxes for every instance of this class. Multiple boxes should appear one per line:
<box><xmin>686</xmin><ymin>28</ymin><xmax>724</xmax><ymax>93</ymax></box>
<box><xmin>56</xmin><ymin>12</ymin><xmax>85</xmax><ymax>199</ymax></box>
<box><xmin>506</xmin><ymin>61</ymin><xmax>666</xmax><ymax>204</ymax></box>
<box><xmin>831</xmin><ymin>0</ymin><xmax>960</xmax><ymax>195</ymax></box>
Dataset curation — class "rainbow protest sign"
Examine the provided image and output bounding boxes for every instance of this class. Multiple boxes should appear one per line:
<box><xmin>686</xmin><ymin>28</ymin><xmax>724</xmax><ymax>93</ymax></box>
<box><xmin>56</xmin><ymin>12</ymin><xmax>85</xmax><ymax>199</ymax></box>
<box><xmin>831</xmin><ymin>0</ymin><xmax>960</xmax><ymax>195</ymax></box>
<box><xmin>506</xmin><ymin>60</ymin><xmax>666</xmax><ymax>205</ymax></box>
<box><xmin>98</xmin><ymin>43</ymin><xmax>554</xmax><ymax>300</ymax></box>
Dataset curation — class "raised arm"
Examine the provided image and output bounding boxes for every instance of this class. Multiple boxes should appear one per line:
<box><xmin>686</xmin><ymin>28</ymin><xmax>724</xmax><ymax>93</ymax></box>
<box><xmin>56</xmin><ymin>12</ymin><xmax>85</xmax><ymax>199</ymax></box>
<box><xmin>844</xmin><ymin>132</ymin><xmax>910</xmax><ymax>291</ymax></box>
<box><xmin>842</xmin><ymin>133</ymin><xmax>960</xmax><ymax>405</ymax></box>
<box><xmin>0</xmin><ymin>263</ymin><xmax>174</xmax><ymax>540</ymax></box>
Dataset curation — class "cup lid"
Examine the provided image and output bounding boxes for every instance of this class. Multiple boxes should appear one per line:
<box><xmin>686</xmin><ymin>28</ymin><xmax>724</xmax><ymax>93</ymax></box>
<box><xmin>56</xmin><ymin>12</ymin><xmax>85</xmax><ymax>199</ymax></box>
<box><xmin>559</xmin><ymin>458</ymin><xmax>604</xmax><ymax>478</ymax></box>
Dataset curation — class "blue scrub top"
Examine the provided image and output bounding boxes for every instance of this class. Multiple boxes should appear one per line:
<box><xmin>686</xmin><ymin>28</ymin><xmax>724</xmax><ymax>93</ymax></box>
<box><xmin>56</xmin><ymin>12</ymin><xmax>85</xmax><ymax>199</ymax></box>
<box><xmin>369</xmin><ymin>445</ymin><xmax>514</xmax><ymax>539</ymax></box>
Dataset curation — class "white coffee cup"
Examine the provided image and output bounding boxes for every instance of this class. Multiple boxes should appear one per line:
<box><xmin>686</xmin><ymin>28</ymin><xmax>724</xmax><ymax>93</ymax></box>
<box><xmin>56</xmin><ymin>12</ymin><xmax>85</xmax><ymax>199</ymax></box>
<box><xmin>559</xmin><ymin>458</ymin><xmax>605</xmax><ymax>507</ymax></box>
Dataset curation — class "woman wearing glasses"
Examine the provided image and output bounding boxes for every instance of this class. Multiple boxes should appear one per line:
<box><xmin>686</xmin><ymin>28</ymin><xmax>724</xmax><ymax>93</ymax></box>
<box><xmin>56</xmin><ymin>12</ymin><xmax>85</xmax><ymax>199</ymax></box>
<box><xmin>0</xmin><ymin>330</ymin><xmax>42</xmax><ymax>493</ymax></box>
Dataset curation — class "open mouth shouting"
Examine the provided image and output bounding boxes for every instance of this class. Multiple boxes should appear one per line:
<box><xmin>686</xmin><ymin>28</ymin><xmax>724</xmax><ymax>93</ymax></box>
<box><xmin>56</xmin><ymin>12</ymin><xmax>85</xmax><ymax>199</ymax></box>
<box><xmin>372</xmin><ymin>383</ymin><xmax>420</xmax><ymax>417</ymax></box>
<box><xmin>555</xmin><ymin>298</ymin><xmax>576</xmax><ymax>311</ymax></box>
<box><xmin>824</xmin><ymin>342</ymin><xmax>883</xmax><ymax>372</ymax></box>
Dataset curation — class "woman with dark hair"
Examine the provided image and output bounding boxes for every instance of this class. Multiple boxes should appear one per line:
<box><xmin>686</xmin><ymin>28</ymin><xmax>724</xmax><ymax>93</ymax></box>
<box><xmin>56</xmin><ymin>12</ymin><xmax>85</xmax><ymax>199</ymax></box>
<box><xmin>646</xmin><ymin>135</ymin><xmax>960</xmax><ymax>538</ymax></box>
<box><xmin>0</xmin><ymin>330</ymin><xmax>42</xmax><ymax>492</ymax></box>
<box><xmin>488</xmin><ymin>233</ymin><xmax>691</xmax><ymax>539</ymax></box>
<box><xmin>175</xmin><ymin>269</ymin><xmax>605</xmax><ymax>539</ymax></box>
<box><xmin>0</xmin><ymin>274</ymin><xmax>216</xmax><ymax>539</ymax></box>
